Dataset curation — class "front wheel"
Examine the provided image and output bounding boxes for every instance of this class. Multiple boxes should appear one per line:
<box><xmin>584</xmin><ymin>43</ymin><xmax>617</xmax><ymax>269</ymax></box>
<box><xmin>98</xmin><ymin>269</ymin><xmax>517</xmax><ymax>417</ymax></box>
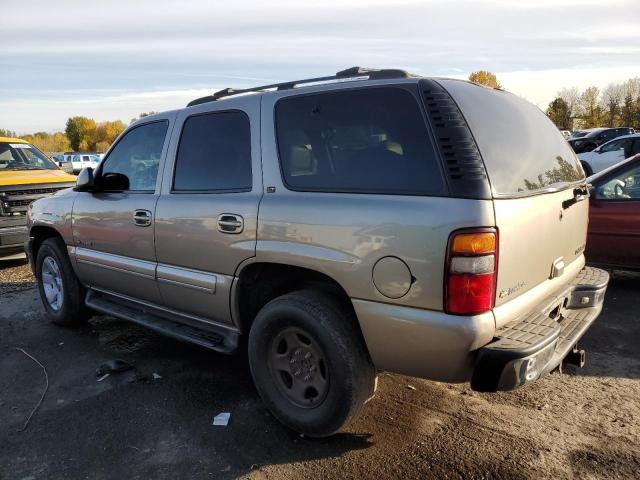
<box><xmin>36</xmin><ymin>237</ymin><xmax>91</xmax><ymax>326</ymax></box>
<box><xmin>248</xmin><ymin>290</ymin><xmax>375</xmax><ymax>437</ymax></box>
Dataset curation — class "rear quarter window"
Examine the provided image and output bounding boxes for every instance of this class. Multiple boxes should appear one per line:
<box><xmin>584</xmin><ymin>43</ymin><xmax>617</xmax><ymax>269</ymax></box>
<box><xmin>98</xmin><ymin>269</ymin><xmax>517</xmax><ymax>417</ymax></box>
<box><xmin>439</xmin><ymin>80</ymin><xmax>584</xmax><ymax>196</ymax></box>
<box><xmin>275</xmin><ymin>87</ymin><xmax>445</xmax><ymax>195</ymax></box>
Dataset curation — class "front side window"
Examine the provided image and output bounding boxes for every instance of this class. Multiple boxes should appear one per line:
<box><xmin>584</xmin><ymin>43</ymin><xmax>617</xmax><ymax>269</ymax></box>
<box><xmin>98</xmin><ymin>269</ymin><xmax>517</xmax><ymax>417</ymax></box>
<box><xmin>101</xmin><ymin>121</ymin><xmax>168</xmax><ymax>192</ymax></box>
<box><xmin>595</xmin><ymin>164</ymin><xmax>640</xmax><ymax>200</ymax></box>
<box><xmin>0</xmin><ymin>142</ymin><xmax>57</xmax><ymax>170</ymax></box>
<box><xmin>173</xmin><ymin>111</ymin><xmax>252</xmax><ymax>192</ymax></box>
<box><xmin>275</xmin><ymin>87</ymin><xmax>445</xmax><ymax>195</ymax></box>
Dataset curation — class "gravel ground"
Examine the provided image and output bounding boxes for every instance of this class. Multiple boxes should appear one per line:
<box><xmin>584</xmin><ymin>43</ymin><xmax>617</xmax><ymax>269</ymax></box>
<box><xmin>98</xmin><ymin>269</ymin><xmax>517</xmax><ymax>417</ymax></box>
<box><xmin>0</xmin><ymin>262</ymin><xmax>638</xmax><ymax>479</ymax></box>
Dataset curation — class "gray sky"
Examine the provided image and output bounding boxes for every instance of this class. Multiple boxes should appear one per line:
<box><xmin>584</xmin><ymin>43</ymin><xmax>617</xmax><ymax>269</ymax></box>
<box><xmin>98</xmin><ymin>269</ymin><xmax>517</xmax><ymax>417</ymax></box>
<box><xmin>1</xmin><ymin>0</ymin><xmax>639</xmax><ymax>133</ymax></box>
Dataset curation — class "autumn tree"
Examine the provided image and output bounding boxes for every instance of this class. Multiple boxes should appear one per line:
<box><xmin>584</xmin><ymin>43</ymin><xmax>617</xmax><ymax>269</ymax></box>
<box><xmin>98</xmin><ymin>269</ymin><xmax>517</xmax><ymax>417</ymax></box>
<box><xmin>65</xmin><ymin>116</ymin><xmax>97</xmax><ymax>151</ymax></box>
<box><xmin>468</xmin><ymin>71</ymin><xmax>502</xmax><ymax>89</ymax></box>
<box><xmin>130</xmin><ymin>111</ymin><xmax>157</xmax><ymax>124</ymax></box>
<box><xmin>21</xmin><ymin>132</ymin><xmax>70</xmax><ymax>153</ymax></box>
<box><xmin>578</xmin><ymin>87</ymin><xmax>603</xmax><ymax>128</ymax></box>
<box><xmin>600</xmin><ymin>83</ymin><xmax>623</xmax><ymax>126</ymax></box>
<box><xmin>94</xmin><ymin>120</ymin><xmax>126</xmax><ymax>152</ymax></box>
<box><xmin>546</xmin><ymin>97</ymin><xmax>572</xmax><ymax>130</ymax></box>
<box><xmin>0</xmin><ymin>128</ymin><xmax>18</xmax><ymax>138</ymax></box>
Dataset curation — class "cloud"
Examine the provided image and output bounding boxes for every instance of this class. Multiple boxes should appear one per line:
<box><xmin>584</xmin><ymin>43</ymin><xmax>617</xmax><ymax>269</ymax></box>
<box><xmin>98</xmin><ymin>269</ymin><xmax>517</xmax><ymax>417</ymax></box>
<box><xmin>1</xmin><ymin>0</ymin><xmax>639</xmax><ymax>131</ymax></box>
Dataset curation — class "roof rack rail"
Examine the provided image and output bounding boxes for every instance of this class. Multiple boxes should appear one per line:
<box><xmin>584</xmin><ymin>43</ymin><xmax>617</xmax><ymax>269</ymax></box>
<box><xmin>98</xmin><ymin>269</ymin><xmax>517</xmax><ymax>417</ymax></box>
<box><xmin>187</xmin><ymin>67</ymin><xmax>412</xmax><ymax>107</ymax></box>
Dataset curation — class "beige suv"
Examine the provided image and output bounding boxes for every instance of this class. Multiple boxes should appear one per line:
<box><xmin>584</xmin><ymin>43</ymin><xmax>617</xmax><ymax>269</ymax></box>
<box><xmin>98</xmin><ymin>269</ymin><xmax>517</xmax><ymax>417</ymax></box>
<box><xmin>26</xmin><ymin>67</ymin><xmax>609</xmax><ymax>437</ymax></box>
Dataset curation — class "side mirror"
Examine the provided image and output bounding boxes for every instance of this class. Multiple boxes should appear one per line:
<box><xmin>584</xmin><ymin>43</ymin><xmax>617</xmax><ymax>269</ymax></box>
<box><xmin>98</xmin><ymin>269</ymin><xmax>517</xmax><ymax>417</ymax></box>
<box><xmin>101</xmin><ymin>172</ymin><xmax>130</xmax><ymax>192</ymax></box>
<box><xmin>74</xmin><ymin>167</ymin><xmax>95</xmax><ymax>191</ymax></box>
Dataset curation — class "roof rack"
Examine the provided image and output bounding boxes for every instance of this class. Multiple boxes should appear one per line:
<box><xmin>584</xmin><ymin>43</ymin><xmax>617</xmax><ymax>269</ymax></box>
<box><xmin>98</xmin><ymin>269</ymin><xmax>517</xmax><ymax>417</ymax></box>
<box><xmin>187</xmin><ymin>67</ymin><xmax>412</xmax><ymax>107</ymax></box>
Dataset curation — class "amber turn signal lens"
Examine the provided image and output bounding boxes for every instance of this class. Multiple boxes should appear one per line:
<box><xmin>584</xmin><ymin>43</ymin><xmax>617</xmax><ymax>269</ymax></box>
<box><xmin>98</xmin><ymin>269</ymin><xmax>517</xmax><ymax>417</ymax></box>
<box><xmin>451</xmin><ymin>232</ymin><xmax>496</xmax><ymax>254</ymax></box>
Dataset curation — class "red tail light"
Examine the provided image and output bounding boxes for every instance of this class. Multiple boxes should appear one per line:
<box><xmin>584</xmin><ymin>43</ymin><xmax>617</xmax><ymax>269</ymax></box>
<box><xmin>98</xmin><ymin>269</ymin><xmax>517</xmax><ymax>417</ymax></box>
<box><xmin>445</xmin><ymin>229</ymin><xmax>498</xmax><ymax>315</ymax></box>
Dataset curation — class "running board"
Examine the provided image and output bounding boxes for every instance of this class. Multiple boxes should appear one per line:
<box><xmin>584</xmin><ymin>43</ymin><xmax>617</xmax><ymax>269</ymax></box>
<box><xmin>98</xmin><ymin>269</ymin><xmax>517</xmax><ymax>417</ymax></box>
<box><xmin>85</xmin><ymin>290</ymin><xmax>239</xmax><ymax>354</ymax></box>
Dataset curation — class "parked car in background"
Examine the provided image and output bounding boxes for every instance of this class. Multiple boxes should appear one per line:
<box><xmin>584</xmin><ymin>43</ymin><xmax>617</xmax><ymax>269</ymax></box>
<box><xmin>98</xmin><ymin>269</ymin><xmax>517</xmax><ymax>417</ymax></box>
<box><xmin>26</xmin><ymin>67</ymin><xmax>609</xmax><ymax>437</ymax></box>
<box><xmin>0</xmin><ymin>137</ymin><xmax>76</xmax><ymax>259</ymax></box>
<box><xmin>71</xmin><ymin>153</ymin><xmax>101</xmax><ymax>173</ymax></box>
<box><xmin>568</xmin><ymin>127</ymin><xmax>634</xmax><ymax>154</ymax></box>
<box><xmin>586</xmin><ymin>154</ymin><xmax>640</xmax><ymax>271</ymax></box>
<box><xmin>51</xmin><ymin>153</ymin><xmax>75</xmax><ymax>174</ymax></box>
<box><xmin>577</xmin><ymin>134</ymin><xmax>640</xmax><ymax>175</ymax></box>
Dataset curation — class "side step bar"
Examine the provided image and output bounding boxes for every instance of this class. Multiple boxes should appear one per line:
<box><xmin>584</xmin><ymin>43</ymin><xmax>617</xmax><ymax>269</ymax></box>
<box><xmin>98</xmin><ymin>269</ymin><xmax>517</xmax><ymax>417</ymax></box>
<box><xmin>85</xmin><ymin>290</ymin><xmax>239</xmax><ymax>354</ymax></box>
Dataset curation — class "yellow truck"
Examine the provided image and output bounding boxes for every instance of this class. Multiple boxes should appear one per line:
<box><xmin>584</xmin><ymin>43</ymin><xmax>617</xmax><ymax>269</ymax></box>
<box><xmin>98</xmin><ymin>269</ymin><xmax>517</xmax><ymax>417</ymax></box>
<box><xmin>0</xmin><ymin>137</ymin><xmax>76</xmax><ymax>259</ymax></box>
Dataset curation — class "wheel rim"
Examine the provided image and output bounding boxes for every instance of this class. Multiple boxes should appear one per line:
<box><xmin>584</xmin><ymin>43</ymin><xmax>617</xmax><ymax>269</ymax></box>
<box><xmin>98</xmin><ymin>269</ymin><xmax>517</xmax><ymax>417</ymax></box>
<box><xmin>267</xmin><ymin>327</ymin><xmax>329</xmax><ymax>408</ymax></box>
<box><xmin>42</xmin><ymin>256</ymin><xmax>64</xmax><ymax>311</ymax></box>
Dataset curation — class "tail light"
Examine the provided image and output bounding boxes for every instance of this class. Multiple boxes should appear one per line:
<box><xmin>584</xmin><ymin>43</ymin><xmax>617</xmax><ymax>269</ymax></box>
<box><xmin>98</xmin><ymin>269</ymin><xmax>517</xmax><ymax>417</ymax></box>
<box><xmin>445</xmin><ymin>228</ymin><xmax>498</xmax><ymax>315</ymax></box>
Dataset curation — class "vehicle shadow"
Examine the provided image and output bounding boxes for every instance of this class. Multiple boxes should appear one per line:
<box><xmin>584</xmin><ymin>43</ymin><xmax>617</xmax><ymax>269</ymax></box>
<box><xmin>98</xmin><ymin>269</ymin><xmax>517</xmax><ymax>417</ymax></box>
<box><xmin>564</xmin><ymin>270</ymin><xmax>640</xmax><ymax>380</ymax></box>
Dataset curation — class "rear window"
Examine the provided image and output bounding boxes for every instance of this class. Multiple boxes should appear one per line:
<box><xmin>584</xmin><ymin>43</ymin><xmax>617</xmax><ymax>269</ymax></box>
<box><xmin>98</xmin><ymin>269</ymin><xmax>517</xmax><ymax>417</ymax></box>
<box><xmin>275</xmin><ymin>87</ymin><xmax>445</xmax><ymax>195</ymax></box>
<box><xmin>440</xmin><ymin>80</ymin><xmax>584</xmax><ymax>196</ymax></box>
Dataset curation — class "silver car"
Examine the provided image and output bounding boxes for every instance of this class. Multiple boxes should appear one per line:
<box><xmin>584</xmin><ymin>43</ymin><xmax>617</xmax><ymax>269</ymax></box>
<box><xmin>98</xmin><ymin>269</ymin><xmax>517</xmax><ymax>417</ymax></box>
<box><xmin>26</xmin><ymin>67</ymin><xmax>609</xmax><ymax>437</ymax></box>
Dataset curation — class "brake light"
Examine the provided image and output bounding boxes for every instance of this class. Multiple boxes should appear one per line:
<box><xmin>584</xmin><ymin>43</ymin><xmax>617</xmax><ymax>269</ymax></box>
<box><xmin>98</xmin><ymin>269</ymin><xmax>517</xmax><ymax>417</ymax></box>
<box><xmin>445</xmin><ymin>229</ymin><xmax>498</xmax><ymax>315</ymax></box>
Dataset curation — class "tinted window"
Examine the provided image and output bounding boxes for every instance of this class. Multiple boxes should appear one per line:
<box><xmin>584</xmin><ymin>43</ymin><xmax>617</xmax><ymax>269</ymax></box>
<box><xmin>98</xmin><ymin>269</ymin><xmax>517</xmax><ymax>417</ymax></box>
<box><xmin>101</xmin><ymin>121</ymin><xmax>168</xmax><ymax>192</ymax></box>
<box><xmin>275</xmin><ymin>88</ymin><xmax>444</xmax><ymax>194</ymax></box>
<box><xmin>595</xmin><ymin>163</ymin><xmax>640</xmax><ymax>200</ymax></box>
<box><xmin>173</xmin><ymin>111</ymin><xmax>252</xmax><ymax>191</ymax></box>
<box><xmin>600</xmin><ymin>139</ymin><xmax>625</xmax><ymax>153</ymax></box>
<box><xmin>439</xmin><ymin>80</ymin><xmax>584</xmax><ymax>195</ymax></box>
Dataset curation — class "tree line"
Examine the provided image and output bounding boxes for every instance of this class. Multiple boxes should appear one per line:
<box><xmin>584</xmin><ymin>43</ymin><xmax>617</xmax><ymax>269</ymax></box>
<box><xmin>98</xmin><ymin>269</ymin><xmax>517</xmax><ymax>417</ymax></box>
<box><xmin>546</xmin><ymin>78</ymin><xmax>640</xmax><ymax>131</ymax></box>
<box><xmin>0</xmin><ymin>113</ymin><xmax>155</xmax><ymax>154</ymax></box>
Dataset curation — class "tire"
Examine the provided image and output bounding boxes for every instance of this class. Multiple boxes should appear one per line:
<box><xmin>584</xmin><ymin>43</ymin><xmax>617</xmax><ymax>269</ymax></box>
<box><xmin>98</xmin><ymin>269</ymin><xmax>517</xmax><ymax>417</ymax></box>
<box><xmin>248</xmin><ymin>290</ymin><xmax>375</xmax><ymax>437</ymax></box>
<box><xmin>35</xmin><ymin>237</ymin><xmax>91</xmax><ymax>326</ymax></box>
<box><xmin>580</xmin><ymin>161</ymin><xmax>593</xmax><ymax>177</ymax></box>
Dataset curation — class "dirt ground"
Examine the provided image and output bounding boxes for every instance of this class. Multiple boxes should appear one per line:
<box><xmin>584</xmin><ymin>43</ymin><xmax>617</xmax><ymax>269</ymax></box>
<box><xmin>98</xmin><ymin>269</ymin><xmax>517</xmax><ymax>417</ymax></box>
<box><xmin>1</xmin><ymin>259</ymin><xmax>639</xmax><ymax>479</ymax></box>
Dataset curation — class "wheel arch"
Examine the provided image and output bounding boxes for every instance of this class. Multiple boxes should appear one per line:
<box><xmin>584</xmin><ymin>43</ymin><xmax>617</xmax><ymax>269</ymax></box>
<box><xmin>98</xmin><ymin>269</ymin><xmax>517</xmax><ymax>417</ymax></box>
<box><xmin>29</xmin><ymin>225</ymin><xmax>66</xmax><ymax>265</ymax></box>
<box><xmin>232</xmin><ymin>261</ymin><xmax>356</xmax><ymax>334</ymax></box>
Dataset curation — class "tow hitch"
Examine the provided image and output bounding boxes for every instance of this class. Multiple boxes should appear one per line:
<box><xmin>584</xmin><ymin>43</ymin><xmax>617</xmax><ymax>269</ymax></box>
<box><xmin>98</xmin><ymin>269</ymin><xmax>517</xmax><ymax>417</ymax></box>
<box><xmin>560</xmin><ymin>345</ymin><xmax>586</xmax><ymax>372</ymax></box>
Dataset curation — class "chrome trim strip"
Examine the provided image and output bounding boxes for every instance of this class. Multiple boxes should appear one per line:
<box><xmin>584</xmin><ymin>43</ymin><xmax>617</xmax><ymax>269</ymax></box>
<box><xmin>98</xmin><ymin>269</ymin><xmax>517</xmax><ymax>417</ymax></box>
<box><xmin>75</xmin><ymin>247</ymin><xmax>156</xmax><ymax>279</ymax></box>
<box><xmin>156</xmin><ymin>264</ymin><xmax>217</xmax><ymax>294</ymax></box>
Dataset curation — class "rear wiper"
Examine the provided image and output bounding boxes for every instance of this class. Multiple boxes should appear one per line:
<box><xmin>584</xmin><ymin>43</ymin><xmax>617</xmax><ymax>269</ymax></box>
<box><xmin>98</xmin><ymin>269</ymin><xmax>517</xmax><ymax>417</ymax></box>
<box><xmin>562</xmin><ymin>185</ymin><xmax>589</xmax><ymax>210</ymax></box>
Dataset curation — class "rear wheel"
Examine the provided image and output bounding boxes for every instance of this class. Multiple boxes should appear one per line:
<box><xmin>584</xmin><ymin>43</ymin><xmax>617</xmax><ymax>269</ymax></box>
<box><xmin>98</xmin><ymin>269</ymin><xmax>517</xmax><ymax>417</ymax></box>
<box><xmin>248</xmin><ymin>290</ymin><xmax>375</xmax><ymax>437</ymax></box>
<box><xmin>36</xmin><ymin>237</ymin><xmax>91</xmax><ymax>326</ymax></box>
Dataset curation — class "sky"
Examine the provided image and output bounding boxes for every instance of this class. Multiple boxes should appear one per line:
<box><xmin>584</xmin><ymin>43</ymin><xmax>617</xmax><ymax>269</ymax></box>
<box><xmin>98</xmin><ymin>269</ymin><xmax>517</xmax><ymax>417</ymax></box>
<box><xmin>1</xmin><ymin>0</ymin><xmax>639</xmax><ymax>133</ymax></box>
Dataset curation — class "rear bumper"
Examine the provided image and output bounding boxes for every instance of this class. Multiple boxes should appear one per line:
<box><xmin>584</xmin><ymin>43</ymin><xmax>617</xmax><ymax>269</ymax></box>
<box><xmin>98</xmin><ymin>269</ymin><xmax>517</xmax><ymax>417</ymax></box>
<box><xmin>471</xmin><ymin>266</ymin><xmax>609</xmax><ymax>392</ymax></box>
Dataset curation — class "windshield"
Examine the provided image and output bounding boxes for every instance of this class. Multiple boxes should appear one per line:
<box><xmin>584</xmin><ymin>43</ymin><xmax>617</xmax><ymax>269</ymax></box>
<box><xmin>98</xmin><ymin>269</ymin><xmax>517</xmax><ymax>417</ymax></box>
<box><xmin>571</xmin><ymin>131</ymin><xmax>590</xmax><ymax>138</ymax></box>
<box><xmin>0</xmin><ymin>142</ymin><xmax>58</xmax><ymax>171</ymax></box>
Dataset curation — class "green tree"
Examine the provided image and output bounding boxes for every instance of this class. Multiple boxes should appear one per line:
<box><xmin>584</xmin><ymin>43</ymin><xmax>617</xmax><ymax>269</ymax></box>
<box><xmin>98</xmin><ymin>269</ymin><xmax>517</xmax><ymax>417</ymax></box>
<box><xmin>468</xmin><ymin>70</ymin><xmax>502</xmax><ymax>89</ymax></box>
<box><xmin>546</xmin><ymin>97</ymin><xmax>572</xmax><ymax>130</ymax></box>
<box><xmin>65</xmin><ymin>116</ymin><xmax>97</xmax><ymax>151</ymax></box>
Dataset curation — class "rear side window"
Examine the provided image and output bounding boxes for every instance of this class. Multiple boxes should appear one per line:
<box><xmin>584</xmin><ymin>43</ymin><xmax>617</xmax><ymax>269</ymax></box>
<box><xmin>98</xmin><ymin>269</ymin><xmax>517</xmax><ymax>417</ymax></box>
<box><xmin>275</xmin><ymin>87</ymin><xmax>445</xmax><ymax>195</ymax></box>
<box><xmin>439</xmin><ymin>80</ymin><xmax>584</xmax><ymax>196</ymax></box>
<box><xmin>173</xmin><ymin>111</ymin><xmax>252</xmax><ymax>192</ymax></box>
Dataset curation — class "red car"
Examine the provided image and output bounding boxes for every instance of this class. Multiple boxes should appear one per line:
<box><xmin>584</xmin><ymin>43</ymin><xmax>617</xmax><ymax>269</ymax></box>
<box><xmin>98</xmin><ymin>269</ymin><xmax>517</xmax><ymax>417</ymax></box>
<box><xmin>587</xmin><ymin>154</ymin><xmax>640</xmax><ymax>270</ymax></box>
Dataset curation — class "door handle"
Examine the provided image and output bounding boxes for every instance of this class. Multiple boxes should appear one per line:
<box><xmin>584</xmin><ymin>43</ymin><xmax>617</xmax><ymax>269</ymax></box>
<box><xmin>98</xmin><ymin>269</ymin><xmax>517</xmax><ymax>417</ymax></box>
<box><xmin>133</xmin><ymin>209</ymin><xmax>152</xmax><ymax>227</ymax></box>
<box><xmin>217</xmin><ymin>214</ymin><xmax>244</xmax><ymax>234</ymax></box>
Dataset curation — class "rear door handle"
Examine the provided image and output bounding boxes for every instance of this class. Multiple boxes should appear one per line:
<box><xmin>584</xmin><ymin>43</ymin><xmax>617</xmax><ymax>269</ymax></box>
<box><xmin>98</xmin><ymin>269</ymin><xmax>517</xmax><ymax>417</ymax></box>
<box><xmin>217</xmin><ymin>214</ymin><xmax>244</xmax><ymax>234</ymax></box>
<box><xmin>133</xmin><ymin>209</ymin><xmax>152</xmax><ymax>227</ymax></box>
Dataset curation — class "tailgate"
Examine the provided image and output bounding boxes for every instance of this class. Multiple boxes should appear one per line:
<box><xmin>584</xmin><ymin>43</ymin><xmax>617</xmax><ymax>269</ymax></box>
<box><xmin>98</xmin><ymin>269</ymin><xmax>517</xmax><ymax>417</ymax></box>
<box><xmin>493</xmin><ymin>189</ymin><xmax>588</xmax><ymax>310</ymax></box>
